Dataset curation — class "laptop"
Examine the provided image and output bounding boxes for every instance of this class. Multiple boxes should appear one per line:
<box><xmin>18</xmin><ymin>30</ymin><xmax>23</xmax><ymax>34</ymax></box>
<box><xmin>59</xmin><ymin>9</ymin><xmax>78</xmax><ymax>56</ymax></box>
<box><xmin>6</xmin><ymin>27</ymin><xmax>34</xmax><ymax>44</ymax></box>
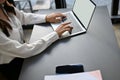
<box><xmin>51</xmin><ymin>0</ymin><xmax>96</xmax><ymax>38</ymax></box>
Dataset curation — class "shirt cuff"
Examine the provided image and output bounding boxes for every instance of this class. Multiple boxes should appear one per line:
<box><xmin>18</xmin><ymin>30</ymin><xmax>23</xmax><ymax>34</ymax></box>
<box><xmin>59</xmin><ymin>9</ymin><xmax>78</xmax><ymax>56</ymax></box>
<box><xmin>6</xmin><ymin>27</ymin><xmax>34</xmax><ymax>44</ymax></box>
<box><xmin>41</xmin><ymin>14</ymin><xmax>47</xmax><ymax>23</ymax></box>
<box><xmin>41</xmin><ymin>31</ymin><xmax>59</xmax><ymax>45</ymax></box>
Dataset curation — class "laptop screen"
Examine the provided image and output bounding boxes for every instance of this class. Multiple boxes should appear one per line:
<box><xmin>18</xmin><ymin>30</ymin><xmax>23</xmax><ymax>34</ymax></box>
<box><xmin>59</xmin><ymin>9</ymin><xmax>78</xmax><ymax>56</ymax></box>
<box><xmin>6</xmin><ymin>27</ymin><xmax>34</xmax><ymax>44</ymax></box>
<box><xmin>73</xmin><ymin>0</ymin><xmax>96</xmax><ymax>29</ymax></box>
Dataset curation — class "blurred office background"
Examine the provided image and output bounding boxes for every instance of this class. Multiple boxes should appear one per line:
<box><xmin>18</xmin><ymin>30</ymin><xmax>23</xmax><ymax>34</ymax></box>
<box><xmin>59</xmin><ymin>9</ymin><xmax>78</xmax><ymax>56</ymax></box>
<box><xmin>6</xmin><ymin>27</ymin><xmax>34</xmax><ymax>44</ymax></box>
<box><xmin>30</xmin><ymin>0</ymin><xmax>112</xmax><ymax>8</ymax></box>
<box><xmin>16</xmin><ymin>0</ymin><xmax>112</xmax><ymax>12</ymax></box>
<box><xmin>31</xmin><ymin>0</ymin><xmax>113</xmax><ymax>9</ymax></box>
<box><xmin>16</xmin><ymin>0</ymin><xmax>119</xmax><ymax>18</ymax></box>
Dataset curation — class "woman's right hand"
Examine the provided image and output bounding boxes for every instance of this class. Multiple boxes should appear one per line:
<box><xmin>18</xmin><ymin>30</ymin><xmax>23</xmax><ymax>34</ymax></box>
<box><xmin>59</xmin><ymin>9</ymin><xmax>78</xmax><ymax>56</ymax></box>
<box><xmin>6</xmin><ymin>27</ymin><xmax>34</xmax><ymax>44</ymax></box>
<box><xmin>55</xmin><ymin>22</ymin><xmax>73</xmax><ymax>37</ymax></box>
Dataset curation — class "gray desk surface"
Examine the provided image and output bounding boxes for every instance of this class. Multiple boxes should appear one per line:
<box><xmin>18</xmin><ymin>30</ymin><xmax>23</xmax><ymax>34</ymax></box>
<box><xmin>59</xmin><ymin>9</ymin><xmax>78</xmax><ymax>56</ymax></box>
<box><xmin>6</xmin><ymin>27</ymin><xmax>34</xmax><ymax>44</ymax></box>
<box><xmin>19</xmin><ymin>6</ymin><xmax>120</xmax><ymax>80</ymax></box>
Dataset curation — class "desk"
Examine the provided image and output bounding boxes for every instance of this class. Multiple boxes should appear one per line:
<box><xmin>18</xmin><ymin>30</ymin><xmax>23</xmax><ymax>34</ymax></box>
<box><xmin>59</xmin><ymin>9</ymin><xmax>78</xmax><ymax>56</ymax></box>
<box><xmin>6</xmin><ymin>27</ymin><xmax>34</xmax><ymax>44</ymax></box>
<box><xmin>19</xmin><ymin>6</ymin><xmax>120</xmax><ymax>80</ymax></box>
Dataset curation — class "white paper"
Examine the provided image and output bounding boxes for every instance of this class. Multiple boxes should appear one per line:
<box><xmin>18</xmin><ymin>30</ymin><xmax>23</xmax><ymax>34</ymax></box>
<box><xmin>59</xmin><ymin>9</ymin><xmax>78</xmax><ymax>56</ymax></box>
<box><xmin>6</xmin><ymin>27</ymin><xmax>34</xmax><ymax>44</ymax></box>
<box><xmin>44</xmin><ymin>70</ymin><xmax>103</xmax><ymax>80</ymax></box>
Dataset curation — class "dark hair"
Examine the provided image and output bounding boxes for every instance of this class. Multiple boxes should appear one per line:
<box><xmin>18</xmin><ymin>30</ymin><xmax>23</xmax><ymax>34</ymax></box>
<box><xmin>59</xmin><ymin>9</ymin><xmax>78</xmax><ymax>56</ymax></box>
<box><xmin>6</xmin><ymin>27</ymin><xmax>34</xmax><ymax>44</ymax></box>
<box><xmin>0</xmin><ymin>0</ymin><xmax>16</xmax><ymax>37</ymax></box>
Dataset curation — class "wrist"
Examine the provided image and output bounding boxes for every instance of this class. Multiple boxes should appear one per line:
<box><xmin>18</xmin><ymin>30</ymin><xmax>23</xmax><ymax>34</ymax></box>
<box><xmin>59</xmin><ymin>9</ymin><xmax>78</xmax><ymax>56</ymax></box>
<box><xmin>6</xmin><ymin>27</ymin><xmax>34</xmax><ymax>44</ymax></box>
<box><xmin>55</xmin><ymin>31</ymin><xmax>60</xmax><ymax>39</ymax></box>
<box><xmin>55</xmin><ymin>31</ymin><xmax>62</xmax><ymax>38</ymax></box>
<box><xmin>45</xmin><ymin>15</ymin><xmax>49</xmax><ymax>22</ymax></box>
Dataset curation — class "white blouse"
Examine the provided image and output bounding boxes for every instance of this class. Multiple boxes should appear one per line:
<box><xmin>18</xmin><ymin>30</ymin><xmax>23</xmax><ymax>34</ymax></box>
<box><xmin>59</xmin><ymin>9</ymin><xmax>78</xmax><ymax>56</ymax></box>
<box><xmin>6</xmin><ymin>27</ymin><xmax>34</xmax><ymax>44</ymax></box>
<box><xmin>0</xmin><ymin>7</ymin><xmax>59</xmax><ymax>64</ymax></box>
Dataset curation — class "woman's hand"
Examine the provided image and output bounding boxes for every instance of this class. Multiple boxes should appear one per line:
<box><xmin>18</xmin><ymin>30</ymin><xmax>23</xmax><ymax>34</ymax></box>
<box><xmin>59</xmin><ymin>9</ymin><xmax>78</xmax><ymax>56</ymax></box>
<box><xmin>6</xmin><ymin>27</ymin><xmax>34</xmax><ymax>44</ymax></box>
<box><xmin>55</xmin><ymin>22</ymin><xmax>73</xmax><ymax>37</ymax></box>
<box><xmin>46</xmin><ymin>13</ymin><xmax>66</xmax><ymax>23</ymax></box>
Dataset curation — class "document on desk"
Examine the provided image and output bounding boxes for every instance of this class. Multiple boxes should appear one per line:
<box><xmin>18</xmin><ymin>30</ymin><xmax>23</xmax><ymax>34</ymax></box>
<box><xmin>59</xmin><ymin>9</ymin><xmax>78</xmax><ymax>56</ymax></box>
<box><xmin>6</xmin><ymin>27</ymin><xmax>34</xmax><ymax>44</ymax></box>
<box><xmin>44</xmin><ymin>70</ymin><xmax>103</xmax><ymax>80</ymax></box>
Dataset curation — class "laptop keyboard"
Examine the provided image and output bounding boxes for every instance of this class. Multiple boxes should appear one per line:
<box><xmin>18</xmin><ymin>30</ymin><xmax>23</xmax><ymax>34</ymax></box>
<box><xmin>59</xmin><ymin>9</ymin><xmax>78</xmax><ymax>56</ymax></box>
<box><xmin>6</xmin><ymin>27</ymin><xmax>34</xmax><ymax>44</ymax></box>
<box><xmin>63</xmin><ymin>12</ymin><xmax>83</xmax><ymax>33</ymax></box>
<box><xmin>63</xmin><ymin>13</ymin><xmax>77</xmax><ymax>27</ymax></box>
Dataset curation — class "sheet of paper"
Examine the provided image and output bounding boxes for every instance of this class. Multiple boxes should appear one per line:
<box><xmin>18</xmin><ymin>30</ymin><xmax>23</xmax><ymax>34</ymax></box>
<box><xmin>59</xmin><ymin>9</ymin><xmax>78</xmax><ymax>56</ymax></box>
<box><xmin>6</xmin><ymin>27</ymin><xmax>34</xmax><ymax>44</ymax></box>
<box><xmin>45</xmin><ymin>70</ymin><xmax>103</xmax><ymax>80</ymax></box>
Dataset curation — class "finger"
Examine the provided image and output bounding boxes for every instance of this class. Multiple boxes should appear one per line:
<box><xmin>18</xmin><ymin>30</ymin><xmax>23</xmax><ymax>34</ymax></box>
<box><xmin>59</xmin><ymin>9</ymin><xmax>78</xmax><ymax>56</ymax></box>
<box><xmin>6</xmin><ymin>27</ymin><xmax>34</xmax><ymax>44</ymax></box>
<box><xmin>64</xmin><ymin>24</ymin><xmax>73</xmax><ymax>28</ymax></box>
<box><xmin>65</xmin><ymin>26</ymin><xmax>73</xmax><ymax>31</ymax></box>
<box><xmin>62</xmin><ymin>28</ymin><xmax>72</xmax><ymax>34</ymax></box>
<box><xmin>55</xmin><ymin>17</ymin><xmax>62</xmax><ymax>22</ymax></box>
<box><xmin>61</xmin><ymin>22</ymin><xmax>72</xmax><ymax>26</ymax></box>
<box><xmin>55</xmin><ymin>13</ymin><xmax>66</xmax><ymax>18</ymax></box>
<box><xmin>62</xmin><ymin>23</ymin><xmax>73</xmax><ymax>29</ymax></box>
<box><xmin>68</xmin><ymin>27</ymin><xmax>73</xmax><ymax>34</ymax></box>
<box><xmin>62</xmin><ymin>25</ymin><xmax>73</xmax><ymax>33</ymax></box>
<box><xmin>57</xmin><ymin>22</ymin><xmax>72</xmax><ymax>31</ymax></box>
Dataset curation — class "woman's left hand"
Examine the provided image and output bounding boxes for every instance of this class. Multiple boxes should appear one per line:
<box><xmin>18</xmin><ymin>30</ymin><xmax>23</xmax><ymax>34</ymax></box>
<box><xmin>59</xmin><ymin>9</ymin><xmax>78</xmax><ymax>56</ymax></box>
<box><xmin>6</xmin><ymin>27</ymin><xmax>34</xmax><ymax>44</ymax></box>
<box><xmin>46</xmin><ymin>13</ymin><xmax>66</xmax><ymax>23</ymax></box>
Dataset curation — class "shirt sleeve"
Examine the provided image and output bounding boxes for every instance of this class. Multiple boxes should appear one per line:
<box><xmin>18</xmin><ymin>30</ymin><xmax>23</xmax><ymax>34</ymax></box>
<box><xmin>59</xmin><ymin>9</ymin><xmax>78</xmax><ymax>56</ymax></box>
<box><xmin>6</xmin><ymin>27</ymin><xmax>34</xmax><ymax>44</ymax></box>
<box><xmin>14</xmin><ymin>7</ymin><xmax>47</xmax><ymax>25</ymax></box>
<box><xmin>0</xmin><ymin>31</ymin><xmax>59</xmax><ymax>58</ymax></box>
